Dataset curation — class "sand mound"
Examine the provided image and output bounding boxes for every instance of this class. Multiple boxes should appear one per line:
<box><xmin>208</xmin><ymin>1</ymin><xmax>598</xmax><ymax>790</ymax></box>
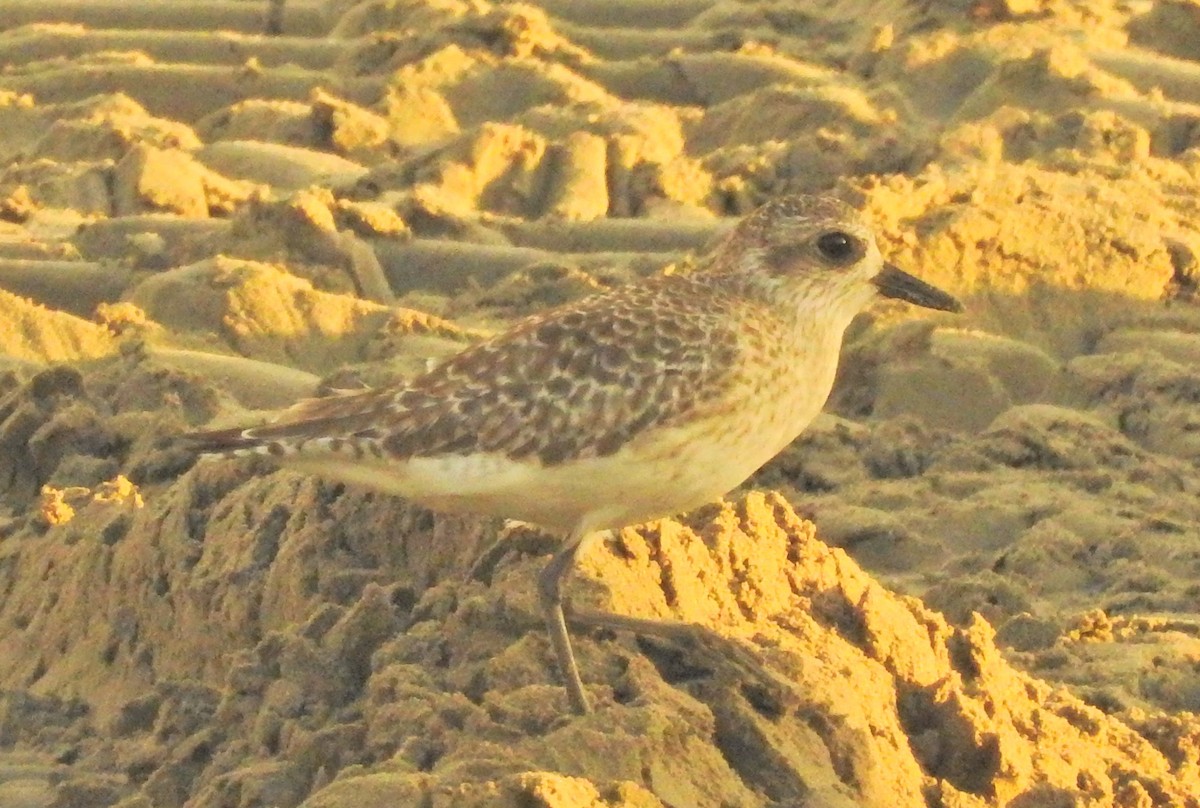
<box><xmin>126</xmin><ymin>256</ymin><xmax>468</xmax><ymax>374</ymax></box>
<box><xmin>0</xmin><ymin>288</ymin><xmax>116</xmax><ymax>364</ymax></box>
<box><xmin>2</xmin><ymin>474</ymin><xmax>1195</xmax><ymax>807</ymax></box>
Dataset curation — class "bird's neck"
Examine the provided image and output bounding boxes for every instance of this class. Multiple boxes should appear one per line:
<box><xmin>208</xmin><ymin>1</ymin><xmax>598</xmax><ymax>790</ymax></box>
<box><xmin>713</xmin><ymin>270</ymin><xmax>859</xmax><ymax>344</ymax></box>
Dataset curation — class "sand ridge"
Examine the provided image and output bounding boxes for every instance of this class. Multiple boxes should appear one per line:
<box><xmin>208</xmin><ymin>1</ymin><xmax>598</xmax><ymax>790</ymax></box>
<box><xmin>1</xmin><ymin>0</ymin><xmax>1200</xmax><ymax>806</ymax></box>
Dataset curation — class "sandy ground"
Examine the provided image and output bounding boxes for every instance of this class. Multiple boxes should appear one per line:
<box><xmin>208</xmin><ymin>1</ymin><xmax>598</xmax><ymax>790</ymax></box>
<box><xmin>1</xmin><ymin>1</ymin><xmax>1200</xmax><ymax>806</ymax></box>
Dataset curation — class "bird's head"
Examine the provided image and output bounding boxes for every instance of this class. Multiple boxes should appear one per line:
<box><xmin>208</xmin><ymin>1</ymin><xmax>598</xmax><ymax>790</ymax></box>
<box><xmin>706</xmin><ymin>195</ymin><xmax>962</xmax><ymax>324</ymax></box>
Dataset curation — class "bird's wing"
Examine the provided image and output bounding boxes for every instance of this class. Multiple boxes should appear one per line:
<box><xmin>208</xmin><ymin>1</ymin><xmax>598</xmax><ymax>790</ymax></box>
<box><xmin>186</xmin><ymin>277</ymin><xmax>747</xmax><ymax>466</ymax></box>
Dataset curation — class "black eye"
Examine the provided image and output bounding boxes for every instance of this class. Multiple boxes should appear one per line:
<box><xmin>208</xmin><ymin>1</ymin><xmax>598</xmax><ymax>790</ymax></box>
<box><xmin>816</xmin><ymin>231</ymin><xmax>858</xmax><ymax>264</ymax></box>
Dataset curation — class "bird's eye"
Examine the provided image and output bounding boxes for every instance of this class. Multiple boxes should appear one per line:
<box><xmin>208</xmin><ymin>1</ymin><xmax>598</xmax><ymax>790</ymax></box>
<box><xmin>816</xmin><ymin>231</ymin><xmax>858</xmax><ymax>264</ymax></box>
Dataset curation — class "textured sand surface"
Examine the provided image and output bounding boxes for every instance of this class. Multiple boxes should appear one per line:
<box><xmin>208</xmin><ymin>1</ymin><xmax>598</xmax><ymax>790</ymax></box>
<box><xmin>1</xmin><ymin>1</ymin><xmax>1200</xmax><ymax>806</ymax></box>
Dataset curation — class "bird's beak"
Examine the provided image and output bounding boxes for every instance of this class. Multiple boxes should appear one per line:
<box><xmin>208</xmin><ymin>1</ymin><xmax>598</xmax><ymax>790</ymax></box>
<box><xmin>871</xmin><ymin>263</ymin><xmax>962</xmax><ymax>313</ymax></box>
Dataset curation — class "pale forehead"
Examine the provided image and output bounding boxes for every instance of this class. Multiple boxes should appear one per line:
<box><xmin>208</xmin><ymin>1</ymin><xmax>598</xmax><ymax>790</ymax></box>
<box><xmin>737</xmin><ymin>195</ymin><xmax>871</xmax><ymax>244</ymax></box>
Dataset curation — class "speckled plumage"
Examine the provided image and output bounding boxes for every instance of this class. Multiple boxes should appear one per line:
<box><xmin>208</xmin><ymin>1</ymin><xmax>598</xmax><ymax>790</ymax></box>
<box><xmin>192</xmin><ymin>197</ymin><xmax>867</xmax><ymax>473</ymax></box>
<box><xmin>186</xmin><ymin>194</ymin><xmax>962</xmax><ymax>715</ymax></box>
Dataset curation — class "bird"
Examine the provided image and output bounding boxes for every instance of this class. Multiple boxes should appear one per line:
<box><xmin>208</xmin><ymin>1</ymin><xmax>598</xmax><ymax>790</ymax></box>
<box><xmin>184</xmin><ymin>194</ymin><xmax>962</xmax><ymax>715</ymax></box>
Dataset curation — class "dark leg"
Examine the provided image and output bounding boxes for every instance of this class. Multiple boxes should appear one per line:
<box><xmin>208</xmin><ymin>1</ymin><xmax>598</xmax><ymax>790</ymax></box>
<box><xmin>537</xmin><ymin>529</ymin><xmax>591</xmax><ymax>715</ymax></box>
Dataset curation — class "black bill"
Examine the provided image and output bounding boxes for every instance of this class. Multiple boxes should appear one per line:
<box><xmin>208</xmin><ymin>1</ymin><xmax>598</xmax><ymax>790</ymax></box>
<box><xmin>871</xmin><ymin>263</ymin><xmax>962</xmax><ymax>313</ymax></box>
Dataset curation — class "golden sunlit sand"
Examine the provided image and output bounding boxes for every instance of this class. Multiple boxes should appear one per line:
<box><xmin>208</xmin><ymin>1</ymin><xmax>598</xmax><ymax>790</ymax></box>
<box><xmin>0</xmin><ymin>1</ymin><xmax>1199</xmax><ymax>806</ymax></box>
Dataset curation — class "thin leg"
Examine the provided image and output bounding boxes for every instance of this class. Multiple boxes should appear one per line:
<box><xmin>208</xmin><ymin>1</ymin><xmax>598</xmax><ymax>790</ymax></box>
<box><xmin>537</xmin><ymin>529</ymin><xmax>591</xmax><ymax>715</ymax></box>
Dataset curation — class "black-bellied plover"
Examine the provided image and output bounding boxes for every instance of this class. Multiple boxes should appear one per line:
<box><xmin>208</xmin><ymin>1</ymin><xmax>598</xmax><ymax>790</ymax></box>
<box><xmin>186</xmin><ymin>195</ymin><xmax>962</xmax><ymax>714</ymax></box>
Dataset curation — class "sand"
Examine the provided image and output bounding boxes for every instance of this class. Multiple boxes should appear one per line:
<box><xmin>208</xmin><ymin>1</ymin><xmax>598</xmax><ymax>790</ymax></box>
<box><xmin>0</xmin><ymin>1</ymin><xmax>1199</xmax><ymax>806</ymax></box>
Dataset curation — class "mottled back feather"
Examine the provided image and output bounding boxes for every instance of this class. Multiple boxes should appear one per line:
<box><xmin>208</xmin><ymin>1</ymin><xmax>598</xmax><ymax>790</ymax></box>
<box><xmin>187</xmin><ymin>274</ymin><xmax>749</xmax><ymax>467</ymax></box>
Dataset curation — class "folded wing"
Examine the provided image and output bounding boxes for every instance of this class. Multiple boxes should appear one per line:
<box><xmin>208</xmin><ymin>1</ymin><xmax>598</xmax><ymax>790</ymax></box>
<box><xmin>185</xmin><ymin>276</ymin><xmax>746</xmax><ymax>467</ymax></box>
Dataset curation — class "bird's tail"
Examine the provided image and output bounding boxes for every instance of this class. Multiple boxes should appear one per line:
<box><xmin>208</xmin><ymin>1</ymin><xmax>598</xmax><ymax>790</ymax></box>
<box><xmin>179</xmin><ymin>386</ymin><xmax>397</xmax><ymax>460</ymax></box>
<box><xmin>178</xmin><ymin>425</ymin><xmax>270</xmax><ymax>457</ymax></box>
